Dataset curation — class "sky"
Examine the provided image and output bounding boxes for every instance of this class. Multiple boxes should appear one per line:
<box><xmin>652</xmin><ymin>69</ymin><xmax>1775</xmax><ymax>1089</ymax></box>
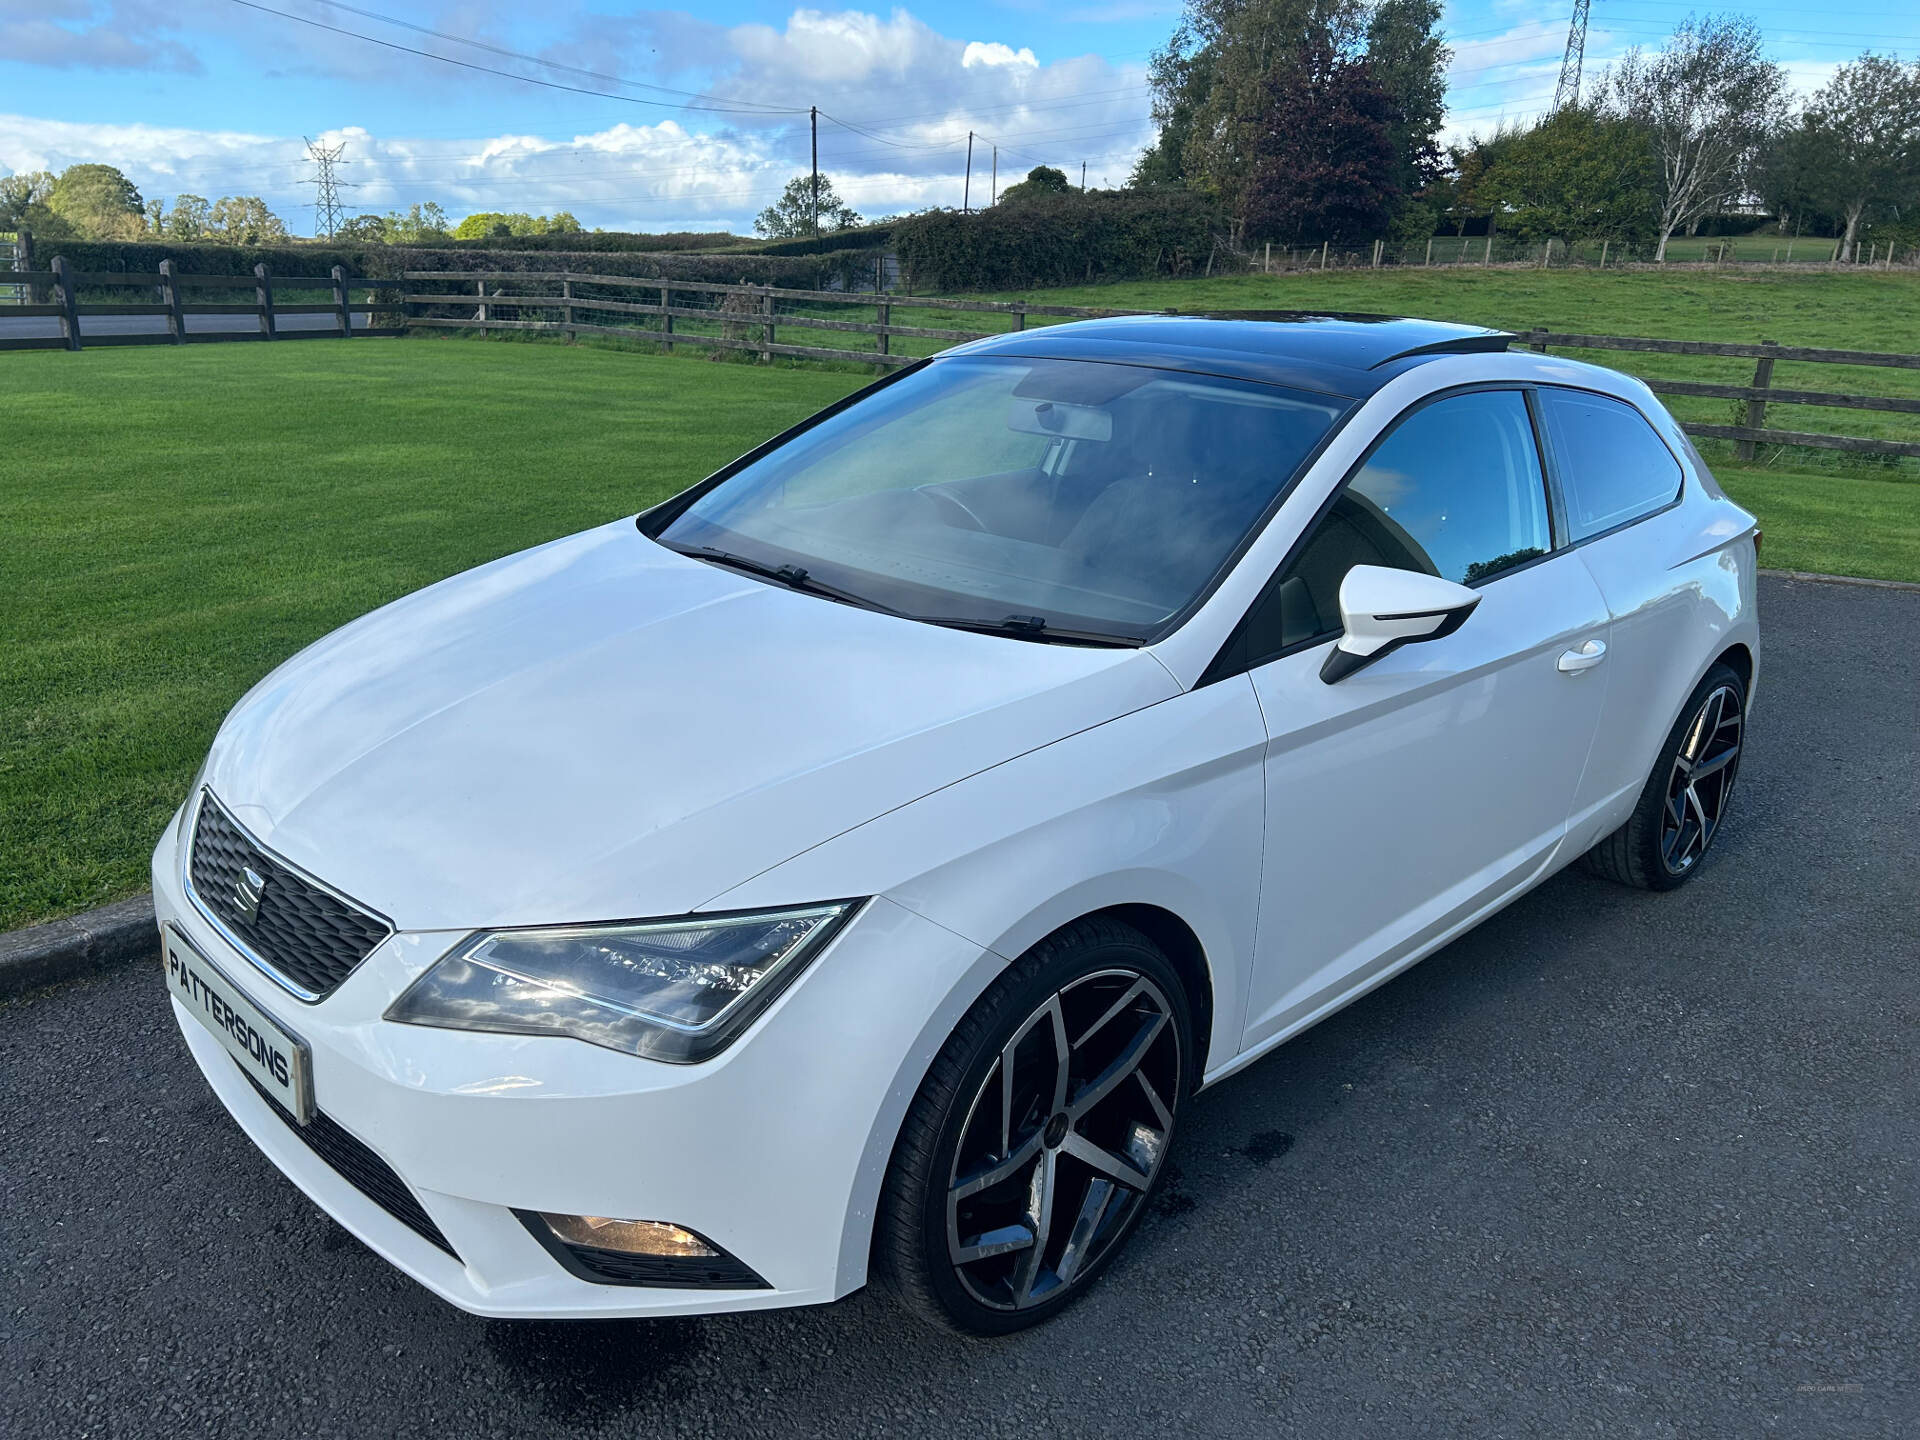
<box><xmin>1</xmin><ymin>0</ymin><xmax>1912</xmax><ymax>235</ymax></box>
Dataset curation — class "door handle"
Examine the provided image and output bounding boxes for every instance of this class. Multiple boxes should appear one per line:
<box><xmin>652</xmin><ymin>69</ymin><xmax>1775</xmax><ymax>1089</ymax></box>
<box><xmin>1557</xmin><ymin>639</ymin><xmax>1607</xmax><ymax>673</ymax></box>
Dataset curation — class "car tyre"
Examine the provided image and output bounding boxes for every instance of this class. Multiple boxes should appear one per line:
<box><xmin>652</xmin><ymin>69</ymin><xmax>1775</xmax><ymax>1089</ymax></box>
<box><xmin>874</xmin><ymin>915</ymin><xmax>1192</xmax><ymax>1335</ymax></box>
<box><xmin>1583</xmin><ymin>662</ymin><xmax>1746</xmax><ymax>891</ymax></box>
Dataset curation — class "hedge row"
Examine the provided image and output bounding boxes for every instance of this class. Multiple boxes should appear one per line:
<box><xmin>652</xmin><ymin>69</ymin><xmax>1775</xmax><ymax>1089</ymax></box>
<box><xmin>751</xmin><ymin>222</ymin><xmax>896</xmax><ymax>257</ymax></box>
<box><xmin>7</xmin><ymin>236</ymin><xmax>881</xmax><ymax>289</ymax></box>
<box><xmin>12</xmin><ymin>238</ymin><xmax>385</xmax><ymax>277</ymax></box>
<box><xmin>893</xmin><ymin>193</ymin><xmax>1224</xmax><ymax>291</ymax></box>
<box><xmin>387</xmin><ymin>245</ymin><xmax>880</xmax><ymax>289</ymax></box>
<box><xmin>447</xmin><ymin>231</ymin><xmax>742</xmax><ymax>253</ymax></box>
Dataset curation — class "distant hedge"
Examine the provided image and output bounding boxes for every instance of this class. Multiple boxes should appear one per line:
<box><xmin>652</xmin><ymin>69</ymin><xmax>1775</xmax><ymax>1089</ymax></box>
<box><xmin>751</xmin><ymin>223</ymin><xmax>896</xmax><ymax>257</ymax></box>
<box><xmin>448</xmin><ymin>231</ymin><xmax>743</xmax><ymax>253</ymax></box>
<box><xmin>13</xmin><ymin>238</ymin><xmax>388</xmax><ymax>277</ymax></box>
<box><xmin>10</xmin><ymin>235</ymin><xmax>880</xmax><ymax>289</ymax></box>
<box><xmin>893</xmin><ymin>193</ymin><xmax>1224</xmax><ymax>291</ymax></box>
<box><xmin>390</xmin><ymin>245</ymin><xmax>878</xmax><ymax>289</ymax></box>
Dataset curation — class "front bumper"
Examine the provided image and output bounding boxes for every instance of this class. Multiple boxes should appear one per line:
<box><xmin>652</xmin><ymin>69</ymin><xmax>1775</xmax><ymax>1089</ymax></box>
<box><xmin>151</xmin><ymin>807</ymin><xmax>993</xmax><ymax>1319</ymax></box>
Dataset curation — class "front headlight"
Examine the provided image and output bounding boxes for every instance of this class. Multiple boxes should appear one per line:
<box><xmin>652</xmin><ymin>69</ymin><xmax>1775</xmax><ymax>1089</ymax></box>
<box><xmin>383</xmin><ymin>901</ymin><xmax>861</xmax><ymax>1064</ymax></box>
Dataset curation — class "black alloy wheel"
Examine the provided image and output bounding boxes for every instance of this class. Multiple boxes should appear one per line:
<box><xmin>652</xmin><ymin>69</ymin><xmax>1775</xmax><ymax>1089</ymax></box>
<box><xmin>876</xmin><ymin>917</ymin><xmax>1190</xmax><ymax>1334</ymax></box>
<box><xmin>1584</xmin><ymin>661</ymin><xmax>1747</xmax><ymax>891</ymax></box>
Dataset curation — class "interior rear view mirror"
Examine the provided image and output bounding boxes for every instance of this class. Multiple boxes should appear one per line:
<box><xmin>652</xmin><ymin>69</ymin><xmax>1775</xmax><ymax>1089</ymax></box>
<box><xmin>1320</xmin><ymin>564</ymin><xmax>1481</xmax><ymax>683</ymax></box>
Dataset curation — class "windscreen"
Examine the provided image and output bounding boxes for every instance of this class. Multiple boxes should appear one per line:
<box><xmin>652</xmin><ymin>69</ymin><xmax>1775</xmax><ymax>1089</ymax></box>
<box><xmin>657</xmin><ymin>356</ymin><xmax>1348</xmax><ymax>641</ymax></box>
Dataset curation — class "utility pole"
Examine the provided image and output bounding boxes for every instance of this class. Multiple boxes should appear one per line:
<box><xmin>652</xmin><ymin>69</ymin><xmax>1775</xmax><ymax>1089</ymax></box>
<box><xmin>964</xmin><ymin>132</ymin><xmax>974</xmax><ymax>213</ymax></box>
<box><xmin>304</xmin><ymin>136</ymin><xmax>353</xmax><ymax>240</ymax></box>
<box><xmin>1553</xmin><ymin>0</ymin><xmax>1592</xmax><ymax>110</ymax></box>
<box><xmin>991</xmin><ymin>145</ymin><xmax>997</xmax><ymax>206</ymax></box>
<box><xmin>810</xmin><ymin>106</ymin><xmax>819</xmax><ymax>236</ymax></box>
<box><xmin>1080</xmin><ymin>161</ymin><xmax>1087</xmax><ymax>192</ymax></box>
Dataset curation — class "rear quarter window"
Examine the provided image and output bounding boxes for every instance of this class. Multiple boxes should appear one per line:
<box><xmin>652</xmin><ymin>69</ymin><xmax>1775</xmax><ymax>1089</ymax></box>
<box><xmin>1537</xmin><ymin>388</ymin><xmax>1684</xmax><ymax>542</ymax></box>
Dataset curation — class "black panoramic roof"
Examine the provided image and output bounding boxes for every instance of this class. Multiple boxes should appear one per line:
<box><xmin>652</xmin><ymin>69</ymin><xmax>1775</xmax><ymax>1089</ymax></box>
<box><xmin>946</xmin><ymin>313</ymin><xmax>1512</xmax><ymax>398</ymax></box>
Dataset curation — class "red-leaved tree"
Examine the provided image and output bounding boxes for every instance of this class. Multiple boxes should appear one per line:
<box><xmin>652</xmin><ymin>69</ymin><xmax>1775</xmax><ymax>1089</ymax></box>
<box><xmin>1242</xmin><ymin>40</ymin><xmax>1397</xmax><ymax>246</ymax></box>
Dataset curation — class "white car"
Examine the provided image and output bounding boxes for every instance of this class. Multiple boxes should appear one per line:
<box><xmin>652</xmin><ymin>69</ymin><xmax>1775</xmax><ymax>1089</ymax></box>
<box><xmin>155</xmin><ymin>315</ymin><xmax>1758</xmax><ymax>1334</ymax></box>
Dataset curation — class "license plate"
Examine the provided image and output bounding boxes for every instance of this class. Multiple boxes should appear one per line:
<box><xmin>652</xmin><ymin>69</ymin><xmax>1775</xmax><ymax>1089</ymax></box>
<box><xmin>164</xmin><ymin>927</ymin><xmax>313</xmax><ymax>1124</ymax></box>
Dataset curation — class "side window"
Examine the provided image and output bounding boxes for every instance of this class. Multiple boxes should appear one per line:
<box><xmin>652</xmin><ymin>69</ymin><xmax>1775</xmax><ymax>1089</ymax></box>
<box><xmin>1536</xmin><ymin>388</ymin><xmax>1683</xmax><ymax>541</ymax></box>
<box><xmin>1248</xmin><ymin>389</ymin><xmax>1552</xmax><ymax>656</ymax></box>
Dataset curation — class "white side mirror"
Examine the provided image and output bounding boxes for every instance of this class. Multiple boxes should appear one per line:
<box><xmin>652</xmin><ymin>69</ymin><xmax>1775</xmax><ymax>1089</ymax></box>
<box><xmin>1320</xmin><ymin>564</ymin><xmax>1481</xmax><ymax>683</ymax></box>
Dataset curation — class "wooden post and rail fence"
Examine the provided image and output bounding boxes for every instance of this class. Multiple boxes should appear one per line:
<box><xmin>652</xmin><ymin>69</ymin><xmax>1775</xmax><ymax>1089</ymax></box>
<box><xmin>0</xmin><ymin>260</ymin><xmax>406</xmax><ymax>351</ymax></box>
<box><xmin>3</xmin><ymin>261</ymin><xmax>1917</xmax><ymax>460</ymax></box>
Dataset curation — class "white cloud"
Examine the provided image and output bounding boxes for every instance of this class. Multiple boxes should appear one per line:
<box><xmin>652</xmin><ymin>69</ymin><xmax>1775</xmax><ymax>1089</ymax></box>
<box><xmin>963</xmin><ymin>41</ymin><xmax>1038</xmax><ymax>70</ymax></box>
<box><xmin>0</xmin><ymin>6</ymin><xmax>1157</xmax><ymax>230</ymax></box>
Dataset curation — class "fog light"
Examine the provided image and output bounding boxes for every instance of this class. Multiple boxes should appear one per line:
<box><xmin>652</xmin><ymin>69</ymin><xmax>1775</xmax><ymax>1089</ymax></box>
<box><xmin>540</xmin><ymin>1213</ymin><xmax>716</xmax><ymax>1258</ymax></box>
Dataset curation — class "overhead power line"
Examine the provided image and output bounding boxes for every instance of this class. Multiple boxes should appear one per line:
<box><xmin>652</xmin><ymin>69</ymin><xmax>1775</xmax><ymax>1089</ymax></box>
<box><xmin>220</xmin><ymin>0</ymin><xmax>808</xmax><ymax>115</ymax></box>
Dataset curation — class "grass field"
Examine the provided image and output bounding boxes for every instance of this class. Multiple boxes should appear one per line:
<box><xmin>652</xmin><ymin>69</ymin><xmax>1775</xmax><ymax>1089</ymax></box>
<box><xmin>4</xmin><ymin>289</ymin><xmax>1917</xmax><ymax>931</ymax></box>
<box><xmin>0</xmin><ymin>343</ymin><xmax>857</xmax><ymax>931</ymax></box>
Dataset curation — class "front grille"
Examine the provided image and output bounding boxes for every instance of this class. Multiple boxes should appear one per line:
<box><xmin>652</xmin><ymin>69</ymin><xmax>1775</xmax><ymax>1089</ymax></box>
<box><xmin>189</xmin><ymin>792</ymin><xmax>390</xmax><ymax>1000</ymax></box>
<box><xmin>242</xmin><ymin>1068</ymin><xmax>459</xmax><ymax>1260</ymax></box>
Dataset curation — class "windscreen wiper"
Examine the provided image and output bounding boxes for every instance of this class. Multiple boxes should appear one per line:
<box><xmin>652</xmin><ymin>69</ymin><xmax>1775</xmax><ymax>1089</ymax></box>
<box><xmin>914</xmin><ymin>614</ymin><xmax>1144</xmax><ymax>648</ymax></box>
<box><xmin>666</xmin><ymin>545</ymin><xmax>903</xmax><ymax>615</ymax></box>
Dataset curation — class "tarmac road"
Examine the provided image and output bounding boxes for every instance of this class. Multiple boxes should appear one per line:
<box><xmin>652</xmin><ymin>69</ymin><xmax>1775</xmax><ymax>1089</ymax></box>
<box><xmin>0</xmin><ymin>312</ymin><xmax>373</xmax><ymax>339</ymax></box>
<box><xmin>2</xmin><ymin>575</ymin><xmax>1915</xmax><ymax>1438</ymax></box>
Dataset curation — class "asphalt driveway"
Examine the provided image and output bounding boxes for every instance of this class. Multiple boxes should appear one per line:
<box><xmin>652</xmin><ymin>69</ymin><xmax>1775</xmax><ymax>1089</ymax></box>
<box><xmin>2</xmin><ymin>575</ymin><xmax>1914</xmax><ymax>1438</ymax></box>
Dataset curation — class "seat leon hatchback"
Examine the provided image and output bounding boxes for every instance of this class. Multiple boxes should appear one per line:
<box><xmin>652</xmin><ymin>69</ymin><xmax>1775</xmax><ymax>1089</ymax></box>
<box><xmin>156</xmin><ymin>315</ymin><xmax>1758</xmax><ymax>1334</ymax></box>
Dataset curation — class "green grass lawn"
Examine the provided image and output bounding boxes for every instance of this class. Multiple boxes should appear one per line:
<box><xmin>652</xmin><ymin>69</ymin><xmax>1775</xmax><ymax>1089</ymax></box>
<box><xmin>0</xmin><ymin>342</ymin><xmax>861</xmax><ymax>931</ymax></box>
<box><xmin>3</xmin><ymin>310</ymin><xmax>1917</xmax><ymax>932</ymax></box>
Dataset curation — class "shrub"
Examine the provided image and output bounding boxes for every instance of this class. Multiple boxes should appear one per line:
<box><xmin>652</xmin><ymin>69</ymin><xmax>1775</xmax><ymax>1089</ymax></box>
<box><xmin>893</xmin><ymin>192</ymin><xmax>1223</xmax><ymax>291</ymax></box>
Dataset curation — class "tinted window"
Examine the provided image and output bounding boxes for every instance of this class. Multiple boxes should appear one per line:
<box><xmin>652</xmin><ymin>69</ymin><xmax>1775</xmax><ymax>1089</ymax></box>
<box><xmin>1249</xmin><ymin>390</ymin><xmax>1551</xmax><ymax>654</ymax></box>
<box><xmin>658</xmin><ymin>357</ymin><xmax>1346</xmax><ymax>641</ymax></box>
<box><xmin>1537</xmin><ymin>388</ymin><xmax>1683</xmax><ymax>541</ymax></box>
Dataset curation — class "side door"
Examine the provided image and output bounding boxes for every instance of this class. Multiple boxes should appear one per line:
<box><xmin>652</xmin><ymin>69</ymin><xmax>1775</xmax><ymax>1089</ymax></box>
<box><xmin>1235</xmin><ymin>387</ymin><xmax>1614</xmax><ymax>1052</ymax></box>
<box><xmin>1529</xmin><ymin>385</ymin><xmax>1709</xmax><ymax>848</ymax></box>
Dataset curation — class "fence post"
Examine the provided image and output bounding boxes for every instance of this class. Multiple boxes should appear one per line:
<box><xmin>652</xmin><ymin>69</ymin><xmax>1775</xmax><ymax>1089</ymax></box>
<box><xmin>1424</xmin><ymin>237</ymin><xmax>1432</xmax><ymax>267</ymax></box>
<box><xmin>660</xmin><ymin>285</ymin><xmax>674</xmax><ymax>353</ymax></box>
<box><xmin>875</xmin><ymin>297</ymin><xmax>890</xmax><ymax>359</ymax></box>
<box><xmin>1484</xmin><ymin>234</ymin><xmax>1493</xmax><ymax>265</ymax></box>
<box><xmin>1320</xmin><ymin>240</ymin><xmax>1329</xmax><ymax>270</ymax></box>
<box><xmin>1600</xmin><ymin>239</ymin><xmax>1609</xmax><ymax>269</ymax></box>
<box><xmin>1013</xmin><ymin>304</ymin><xmax>1027</xmax><ymax>331</ymax></box>
<box><xmin>1530</xmin><ymin>327</ymin><xmax>1548</xmax><ymax>354</ymax></box>
<box><xmin>760</xmin><ymin>287</ymin><xmax>774</xmax><ymax>364</ymax></box>
<box><xmin>50</xmin><ymin>255</ymin><xmax>83</xmax><ymax>350</ymax></box>
<box><xmin>160</xmin><ymin>259</ymin><xmax>187</xmax><ymax>345</ymax></box>
<box><xmin>21</xmin><ymin>229</ymin><xmax>48</xmax><ymax>304</ymax></box>
<box><xmin>1264</xmin><ymin>241</ymin><xmax>1271</xmax><ymax>273</ymax></box>
<box><xmin>475</xmin><ymin>279</ymin><xmax>488</xmax><ymax>336</ymax></box>
<box><xmin>1737</xmin><ymin>339</ymin><xmax>1777</xmax><ymax>463</ymax></box>
<box><xmin>252</xmin><ymin>264</ymin><xmax>276</xmax><ymax>339</ymax></box>
<box><xmin>330</xmin><ymin>265</ymin><xmax>351</xmax><ymax>338</ymax></box>
<box><xmin>562</xmin><ymin>279</ymin><xmax>574</xmax><ymax>343</ymax></box>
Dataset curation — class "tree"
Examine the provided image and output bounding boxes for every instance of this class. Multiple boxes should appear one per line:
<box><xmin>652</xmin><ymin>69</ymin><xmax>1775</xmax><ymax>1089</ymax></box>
<box><xmin>1476</xmin><ymin>106</ymin><xmax>1660</xmax><ymax>246</ymax></box>
<box><xmin>48</xmin><ymin>163</ymin><xmax>145</xmax><ymax>239</ymax></box>
<box><xmin>1752</xmin><ymin>119</ymin><xmax>1821</xmax><ymax>240</ymax></box>
<box><xmin>207</xmin><ymin>196</ymin><xmax>289</xmax><ymax>244</ymax></box>
<box><xmin>753</xmin><ymin>174</ymin><xmax>861</xmax><ymax>238</ymax></box>
<box><xmin>997</xmin><ymin>165</ymin><xmax>1072</xmax><ymax>205</ymax></box>
<box><xmin>450</xmin><ymin>210</ymin><xmax>586</xmax><ymax>240</ymax></box>
<box><xmin>380</xmin><ymin>203</ymin><xmax>452</xmax><ymax>244</ymax></box>
<box><xmin>1242</xmin><ymin>38</ymin><xmax>1397</xmax><ymax>244</ymax></box>
<box><xmin>1365</xmin><ymin>0</ymin><xmax>1450</xmax><ymax>207</ymax></box>
<box><xmin>157</xmin><ymin>194</ymin><xmax>213</xmax><ymax>241</ymax></box>
<box><xmin>0</xmin><ymin>170</ymin><xmax>56</xmax><ymax>229</ymax></box>
<box><xmin>334</xmin><ymin>214</ymin><xmax>390</xmax><ymax>243</ymax></box>
<box><xmin>1605</xmin><ymin>15</ymin><xmax>1788</xmax><ymax>262</ymax></box>
<box><xmin>1799</xmin><ymin>55</ymin><xmax>1920</xmax><ymax>261</ymax></box>
<box><xmin>1144</xmin><ymin>0</ymin><xmax>1367</xmax><ymax>211</ymax></box>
